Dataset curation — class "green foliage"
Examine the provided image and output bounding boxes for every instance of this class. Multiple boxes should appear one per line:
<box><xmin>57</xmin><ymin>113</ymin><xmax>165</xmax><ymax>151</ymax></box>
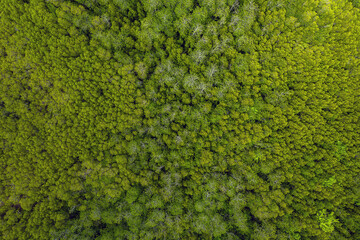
<box><xmin>323</xmin><ymin>176</ymin><xmax>337</xmax><ymax>188</ymax></box>
<box><xmin>349</xmin><ymin>0</ymin><xmax>360</xmax><ymax>7</ymax></box>
<box><xmin>317</xmin><ymin>209</ymin><xmax>339</xmax><ymax>233</ymax></box>
<box><xmin>1</xmin><ymin>0</ymin><xmax>360</xmax><ymax>239</ymax></box>
<box><xmin>125</xmin><ymin>186</ymin><xmax>141</xmax><ymax>204</ymax></box>
<box><xmin>335</xmin><ymin>140</ymin><xmax>347</xmax><ymax>160</ymax></box>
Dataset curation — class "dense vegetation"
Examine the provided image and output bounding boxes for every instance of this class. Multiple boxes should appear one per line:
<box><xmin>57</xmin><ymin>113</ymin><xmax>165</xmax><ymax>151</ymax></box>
<box><xmin>1</xmin><ymin>0</ymin><xmax>359</xmax><ymax>239</ymax></box>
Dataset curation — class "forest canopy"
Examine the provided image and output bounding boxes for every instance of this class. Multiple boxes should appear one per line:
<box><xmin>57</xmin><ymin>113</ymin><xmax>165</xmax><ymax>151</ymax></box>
<box><xmin>0</xmin><ymin>0</ymin><xmax>359</xmax><ymax>239</ymax></box>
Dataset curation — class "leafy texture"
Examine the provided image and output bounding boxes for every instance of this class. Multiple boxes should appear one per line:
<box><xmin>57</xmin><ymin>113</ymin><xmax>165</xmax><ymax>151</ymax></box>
<box><xmin>1</xmin><ymin>0</ymin><xmax>360</xmax><ymax>239</ymax></box>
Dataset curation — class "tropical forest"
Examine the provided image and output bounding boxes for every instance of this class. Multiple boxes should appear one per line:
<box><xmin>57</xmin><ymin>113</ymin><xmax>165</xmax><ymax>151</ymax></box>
<box><xmin>0</xmin><ymin>0</ymin><xmax>359</xmax><ymax>239</ymax></box>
